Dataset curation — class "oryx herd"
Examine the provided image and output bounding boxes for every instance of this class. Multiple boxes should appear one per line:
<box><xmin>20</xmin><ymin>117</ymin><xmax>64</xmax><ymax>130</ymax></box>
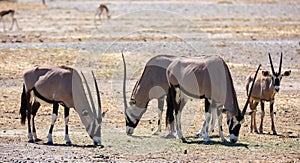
<box><xmin>19</xmin><ymin>52</ymin><xmax>291</xmax><ymax>146</ymax></box>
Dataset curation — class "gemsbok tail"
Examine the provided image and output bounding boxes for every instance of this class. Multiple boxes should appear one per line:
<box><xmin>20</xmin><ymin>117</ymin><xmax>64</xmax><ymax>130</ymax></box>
<box><xmin>20</xmin><ymin>84</ymin><xmax>28</xmax><ymax>125</ymax></box>
<box><xmin>166</xmin><ymin>85</ymin><xmax>176</xmax><ymax>127</ymax></box>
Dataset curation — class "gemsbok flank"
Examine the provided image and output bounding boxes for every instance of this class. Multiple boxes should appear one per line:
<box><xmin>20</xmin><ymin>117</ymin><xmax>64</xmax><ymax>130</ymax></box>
<box><xmin>121</xmin><ymin>54</ymin><xmax>216</xmax><ymax>137</ymax></box>
<box><xmin>20</xmin><ymin>66</ymin><xmax>103</xmax><ymax>146</ymax></box>
<box><xmin>165</xmin><ymin>55</ymin><xmax>260</xmax><ymax>143</ymax></box>
<box><xmin>0</xmin><ymin>9</ymin><xmax>20</xmax><ymax>31</ymax></box>
<box><xmin>246</xmin><ymin>52</ymin><xmax>291</xmax><ymax>135</ymax></box>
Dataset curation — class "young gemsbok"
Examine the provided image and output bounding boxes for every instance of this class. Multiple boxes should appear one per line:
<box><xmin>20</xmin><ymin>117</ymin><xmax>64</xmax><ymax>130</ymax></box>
<box><xmin>20</xmin><ymin>66</ymin><xmax>103</xmax><ymax>146</ymax></box>
<box><xmin>165</xmin><ymin>55</ymin><xmax>260</xmax><ymax>143</ymax></box>
<box><xmin>246</xmin><ymin>52</ymin><xmax>291</xmax><ymax>135</ymax></box>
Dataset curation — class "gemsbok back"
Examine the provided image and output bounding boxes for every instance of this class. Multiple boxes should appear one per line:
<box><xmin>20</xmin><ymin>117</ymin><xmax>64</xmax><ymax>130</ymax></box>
<box><xmin>20</xmin><ymin>66</ymin><xmax>103</xmax><ymax>146</ymax></box>
<box><xmin>166</xmin><ymin>55</ymin><xmax>260</xmax><ymax>143</ymax></box>
<box><xmin>246</xmin><ymin>52</ymin><xmax>291</xmax><ymax>135</ymax></box>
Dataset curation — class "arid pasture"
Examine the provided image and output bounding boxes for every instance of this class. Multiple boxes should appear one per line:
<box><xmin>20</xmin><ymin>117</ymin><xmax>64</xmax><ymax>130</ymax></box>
<box><xmin>0</xmin><ymin>0</ymin><xmax>299</xmax><ymax>162</ymax></box>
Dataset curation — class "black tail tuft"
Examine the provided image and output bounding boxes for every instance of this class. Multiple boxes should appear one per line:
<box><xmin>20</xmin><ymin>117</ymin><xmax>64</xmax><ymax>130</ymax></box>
<box><xmin>166</xmin><ymin>85</ymin><xmax>177</xmax><ymax>127</ymax></box>
<box><xmin>20</xmin><ymin>84</ymin><xmax>28</xmax><ymax>125</ymax></box>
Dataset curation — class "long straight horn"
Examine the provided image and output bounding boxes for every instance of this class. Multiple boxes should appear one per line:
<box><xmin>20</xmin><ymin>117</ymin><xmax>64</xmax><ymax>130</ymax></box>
<box><xmin>279</xmin><ymin>52</ymin><xmax>283</xmax><ymax>74</ymax></box>
<box><xmin>122</xmin><ymin>52</ymin><xmax>128</xmax><ymax>110</ymax></box>
<box><xmin>242</xmin><ymin>64</ymin><xmax>261</xmax><ymax>115</ymax></box>
<box><xmin>92</xmin><ymin>71</ymin><xmax>102</xmax><ymax>122</ymax></box>
<box><xmin>268</xmin><ymin>53</ymin><xmax>276</xmax><ymax>75</ymax></box>
<box><xmin>81</xmin><ymin>72</ymin><xmax>97</xmax><ymax>119</ymax></box>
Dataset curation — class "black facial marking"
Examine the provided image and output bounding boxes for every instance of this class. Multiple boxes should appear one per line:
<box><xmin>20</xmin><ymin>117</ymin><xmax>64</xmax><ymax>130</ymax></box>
<box><xmin>274</xmin><ymin>78</ymin><xmax>280</xmax><ymax>86</ymax></box>
<box><xmin>125</xmin><ymin>114</ymin><xmax>139</xmax><ymax>128</ymax></box>
<box><xmin>228</xmin><ymin>118</ymin><xmax>241</xmax><ymax>137</ymax></box>
<box><xmin>231</xmin><ymin>124</ymin><xmax>241</xmax><ymax>137</ymax></box>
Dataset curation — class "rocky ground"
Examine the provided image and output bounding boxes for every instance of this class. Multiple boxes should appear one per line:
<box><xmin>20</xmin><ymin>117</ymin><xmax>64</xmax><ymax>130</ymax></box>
<box><xmin>0</xmin><ymin>0</ymin><xmax>299</xmax><ymax>162</ymax></box>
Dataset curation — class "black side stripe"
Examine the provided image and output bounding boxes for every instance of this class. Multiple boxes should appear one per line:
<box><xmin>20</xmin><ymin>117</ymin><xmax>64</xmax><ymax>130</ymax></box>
<box><xmin>32</xmin><ymin>87</ymin><xmax>56</xmax><ymax>104</ymax></box>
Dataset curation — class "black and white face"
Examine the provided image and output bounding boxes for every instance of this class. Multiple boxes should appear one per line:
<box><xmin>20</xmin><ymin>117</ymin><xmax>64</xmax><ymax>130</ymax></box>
<box><xmin>227</xmin><ymin>115</ymin><xmax>244</xmax><ymax>143</ymax></box>
<box><xmin>125</xmin><ymin>104</ymin><xmax>146</xmax><ymax>135</ymax></box>
<box><xmin>262</xmin><ymin>70</ymin><xmax>291</xmax><ymax>92</ymax></box>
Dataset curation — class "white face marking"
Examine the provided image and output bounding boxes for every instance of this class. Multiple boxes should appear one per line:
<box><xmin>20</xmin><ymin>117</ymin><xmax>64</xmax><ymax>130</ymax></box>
<box><xmin>126</xmin><ymin>105</ymin><xmax>146</xmax><ymax>124</ymax></box>
<box><xmin>126</xmin><ymin>126</ymin><xmax>134</xmax><ymax>135</ymax></box>
<box><xmin>93</xmin><ymin>136</ymin><xmax>101</xmax><ymax>144</ymax></box>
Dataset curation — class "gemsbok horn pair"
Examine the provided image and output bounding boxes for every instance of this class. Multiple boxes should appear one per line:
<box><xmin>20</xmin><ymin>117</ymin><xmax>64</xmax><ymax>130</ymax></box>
<box><xmin>20</xmin><ymin>66</ymin><xmax>102</xmax><ymax>146</ymax></box>
<box><xmin>246</xmin><ymin>52</ymin><xmax>291</xmax><ymax>135</ymax></box>
<box><xmin>165</xmin><ymin>55</ymin><xmax>260</xmax><ymax>143</ymax></box>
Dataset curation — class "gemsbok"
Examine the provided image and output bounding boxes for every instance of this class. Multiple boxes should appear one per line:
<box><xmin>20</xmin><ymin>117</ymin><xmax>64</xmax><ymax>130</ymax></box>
<box><xmin>0</xmin><ymin>9</ymin><xmax>20</xmax><ymax>31</ymax></box>
<box><xmin>165</xmin><ymin>55</ymin><xmax>260</xmax><ymax>143</ymax></box>
<box><xmin>246</xmin><ymin>53</ymin><xmax>291</xmax><ymax>135</ymax></box>
<box><xmin>20</xmin><ymin>66</ymin><xmax>102</xmax><ymax>146</ymax></box>
<box><xmin>121</xmin><ymin>54</ymin><xmax>181</xmax><ymax>136</ymax></box>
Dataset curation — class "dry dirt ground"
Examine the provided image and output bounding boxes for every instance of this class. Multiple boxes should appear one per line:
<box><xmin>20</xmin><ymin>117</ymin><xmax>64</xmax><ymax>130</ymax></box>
<box><xmin>0</xmin><ymin>0</ymin><xmax>299</xmax><ymax>162</ymax></box>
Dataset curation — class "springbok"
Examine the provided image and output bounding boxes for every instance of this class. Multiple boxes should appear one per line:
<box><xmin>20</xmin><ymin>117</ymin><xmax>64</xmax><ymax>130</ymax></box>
<box><xmin>0</xmin><ymin>9</ymin><xmax>20</xmax><ymax>31</ymax></box>
<box><xmin>95</xmin><ymin>4</ymin><xmax>111</xmax><ymax>21</ymax></box>
<box><xmin>246</xmin><ymin>53</ymin><xmax>291</xmax><ymax>135</ymax></box>
<box><xmin>165</xmin><ymin>55</ymin><xmax>260</xmax><ymax>143</ymax></box>
<box><xmin>20</xmin><ymin>66</ymin><xmax>102</xmax><ymax>146</ymax></box>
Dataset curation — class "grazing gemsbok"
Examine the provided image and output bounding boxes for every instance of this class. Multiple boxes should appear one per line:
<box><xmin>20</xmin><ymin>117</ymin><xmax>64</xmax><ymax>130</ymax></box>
<box><xmin>0</xmin><ymin>9</ymin><xmax>20</xmax><ymax>31</ymax></box>
<box><xmin>95</xmin><ymin>4</ymin><xmax>111</xmax><ymax>21</ymax></box>
<box><xmin>121</xmin><ymin>54</ymin><xmax>180</xmax><ymax>136</ymax></box>
<box><xmin>20</xmin><ymin>66</ymin><xmax>102</xmax><ymax>146</ymax></box>
<box><xmin>166</xmin><ymin>55</ymin><xmax>260</xmax><ymax>143</ymax></box>
<box><xmin>246</xmin><ymin>53</ymin><xmax>291</xmax><ymax>135</ymax></box>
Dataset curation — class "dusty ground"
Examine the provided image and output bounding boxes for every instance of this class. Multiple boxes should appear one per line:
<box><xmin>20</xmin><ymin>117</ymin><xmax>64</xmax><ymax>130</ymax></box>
<box><xmin>0</xmin><ymin>0</ymin><xmax>299</xmax><ymax>162</ymax></box>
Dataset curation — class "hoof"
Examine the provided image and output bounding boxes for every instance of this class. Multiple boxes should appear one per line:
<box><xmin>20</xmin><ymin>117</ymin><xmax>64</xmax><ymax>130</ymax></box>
<box><xmin>204</xmin><ymin>137</ymin><xmax>211</xmax><ymax>143</ymax></box>
<box><xmin>28</xmin><ymin>139</ymin><xmax>34</xmax><ymax>143</ymax></box>
<box><xmin>152</xmin><ymin>130</ymin><xmax>160</xmax><ymax>135</ymax></box>
<box><xmin>165</xmin><ymin>133</ymin><xmax>176</xmax><ymax>139</ymax></box>
<box><xmin>259</xmin><ymin>130</ymin><xmax>263</xmax><ymax>134</ymax></box>
<box><xmin>35</xmin><ymin>138</ymin><xmax>42</xmax><ymax>142</ymax></box>
<box><xmin>66</xmin><ymin>141</ymin><xmax>72</xmax><ymax>146</ymax></box>
<box><xmin>46</xmin><ymin>141</ymin><xmax>53</xmax><ymax>145</ymax></box>
<box><xmin>181</xmin><ymin>137</ymin><xmax>187</xmax><ymax>143</ymax></box>
<box><xmin>272</xmin><ymin>131</ymin><xmax>277</xmax><ymax>135</ymax></box>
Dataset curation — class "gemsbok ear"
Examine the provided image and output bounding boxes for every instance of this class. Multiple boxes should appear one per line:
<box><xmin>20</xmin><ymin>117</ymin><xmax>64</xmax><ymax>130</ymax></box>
<box><xmin>282</xmin><ymin>70</ymin><xmax>291</xmax><ymax>76</ymax></box>
<box><xmin>262</xmin><ymin>70</ymin><xmax>270</xmax><ymax>77</ymax></box>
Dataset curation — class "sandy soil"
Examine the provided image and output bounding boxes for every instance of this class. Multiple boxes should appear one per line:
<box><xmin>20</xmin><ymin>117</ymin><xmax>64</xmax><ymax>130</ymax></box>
<box><xmin>0</xmin><ymin>0</ymin><xmax>299</xmax><ymax>162</ymax></box>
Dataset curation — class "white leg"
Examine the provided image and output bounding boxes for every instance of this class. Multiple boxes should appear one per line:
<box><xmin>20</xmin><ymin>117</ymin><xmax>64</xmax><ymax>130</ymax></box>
<box><xmin>28</xmin><ymin>132</ymin><xmax>33</xmax><ymax>142</ymax></box>
<box><xmin>204</xmin><ymin>112</ymin><xmax>211</xmax><ymax>142</ymax></box>
<box><xmin>217</xmin><ymin>109</ymin><xmax>226</xmax><ymax>142</ymax></box>
<box><xmin>47</xmin><ymin>113</ymin><xmax>57</xmax><ymax>144</ymax></box>
<box><xmin>152</xmin><ymin>97</ymin><xmax>164</xmax><ymax>135</ymax></box>
<box><xmin>175</xmin><ymin>111</ymin><xmax>183</xmax><ymax>139</ymax></box>
<box><xmin>65</xmin><ymin>115</ymin><xmax>71</xmax><ymax>144</ymax></box>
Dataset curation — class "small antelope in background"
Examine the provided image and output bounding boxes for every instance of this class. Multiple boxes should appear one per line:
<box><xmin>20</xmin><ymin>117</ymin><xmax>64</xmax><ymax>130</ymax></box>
<box><xmin>246</xmin><ymin>53</ymin><xmax>291</xmax><ymax>135</ymax></box>
<box><xmin>0</xmin><ymin>9</ymin><xmax>20</xmax><ymax>31</ymax></box>
<box><xmin>95</xmin><ymin>4</ymin><xmax>111</xmax><ymax>21</ymax></box>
